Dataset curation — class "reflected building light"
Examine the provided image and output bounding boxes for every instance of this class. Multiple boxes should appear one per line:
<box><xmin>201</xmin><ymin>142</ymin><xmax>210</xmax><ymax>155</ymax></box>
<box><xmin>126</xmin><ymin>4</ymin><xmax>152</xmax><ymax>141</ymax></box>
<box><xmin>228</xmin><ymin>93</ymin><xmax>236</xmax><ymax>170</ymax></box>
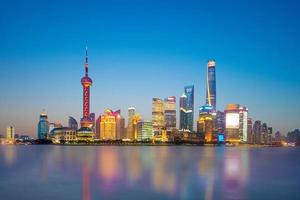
<box><xmin>198</xmin><ymin>148</ymin><xmax>215</xmax><ymax>177</ymax></box>
<box><xmin>205</xmin><ymin>177</ymin><xmax>214</xmax><ymax>200</ymax></box>
<box><xmin>198</xmin><ymin>149</ymin><xmax>215</xmax><ymax>200</ymax></box>
<box><xmin>165</xmin><ymin>174</ymin><xmax>177</xmax><ymax>194</ymax></box>
<box><xmin>152</xmin><ymin>161</ymin><xmax>165</xmax><ymax>192</ymax></box>
<box><xmin>4</xmin><ymin>146</ymin><xmax>16</xmax><ymax>166</ymax></box>
<box><xmin>98</xmin><ymin>148</ymin><xmax>120</xmax><ymax>183</ymax></box>
<box><xmin>151</xmin><ymin>147</ymin><xmax>177</xmax><ymax>194</ymax></box>
<box><xmin>223</xmin><ymin>150</ymin><xmax>249</xmax><ymax>199</ymax></box>
<box><xmin>127</xmin><ymin>149</ymin><xmax>141</xmax><ymax>183</ymax></box>
<box><xmin>82</xmin><ymin>165</ymin><xmax>91</xmax><ymax>200</ymax></box>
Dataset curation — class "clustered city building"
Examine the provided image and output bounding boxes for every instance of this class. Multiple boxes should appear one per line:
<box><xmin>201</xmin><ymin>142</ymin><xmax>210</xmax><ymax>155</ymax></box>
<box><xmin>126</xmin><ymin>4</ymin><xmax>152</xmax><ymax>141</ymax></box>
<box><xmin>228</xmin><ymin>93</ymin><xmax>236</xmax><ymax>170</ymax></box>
<box><xmin>0</xmin><ymin>46</ymin><xmax>279</xmax><ymax>145</ymax></box>
<box><xmin>33</xmin><ymin>48</ymin><xmax>277</xmax><ymax>145</ymax></box>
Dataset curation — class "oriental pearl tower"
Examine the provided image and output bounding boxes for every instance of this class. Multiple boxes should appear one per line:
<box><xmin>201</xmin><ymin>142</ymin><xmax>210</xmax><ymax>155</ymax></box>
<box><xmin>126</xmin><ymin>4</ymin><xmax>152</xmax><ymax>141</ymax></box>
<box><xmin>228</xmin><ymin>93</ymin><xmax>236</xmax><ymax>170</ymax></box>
<box><xmin>80</xmin><ymin>44</ymin><xmax>93</xmax><ymax>128</ymax></box>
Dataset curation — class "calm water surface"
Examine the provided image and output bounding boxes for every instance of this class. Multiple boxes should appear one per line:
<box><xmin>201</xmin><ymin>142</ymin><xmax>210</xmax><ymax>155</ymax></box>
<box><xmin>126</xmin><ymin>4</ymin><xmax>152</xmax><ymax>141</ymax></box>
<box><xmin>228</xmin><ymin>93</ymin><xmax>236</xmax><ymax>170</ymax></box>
<box><xmin>0</xmin><ymin>146</ymin><xmax>299</xmax><ymax>200</ymax></box>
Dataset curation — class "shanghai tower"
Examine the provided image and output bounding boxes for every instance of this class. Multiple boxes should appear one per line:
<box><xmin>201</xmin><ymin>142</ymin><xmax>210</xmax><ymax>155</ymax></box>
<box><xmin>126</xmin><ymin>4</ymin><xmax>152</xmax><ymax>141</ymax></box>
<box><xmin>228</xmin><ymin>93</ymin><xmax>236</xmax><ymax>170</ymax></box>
<box><xmin>80</xmin><ymin>45</ymin><xmax>93</xmax><ymax>128</ymax></box>
<box><xmin>206</xmin><ymin>60</ymin><xmax>216</xmax><ymax>110</ymax></box>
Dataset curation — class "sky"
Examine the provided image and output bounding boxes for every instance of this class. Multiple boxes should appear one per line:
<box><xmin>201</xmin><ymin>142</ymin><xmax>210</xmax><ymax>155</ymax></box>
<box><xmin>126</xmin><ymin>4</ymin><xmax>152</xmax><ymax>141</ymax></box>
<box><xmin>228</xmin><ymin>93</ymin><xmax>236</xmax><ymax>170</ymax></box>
<box><xmin>0</xmin><ymin>0</ymin><xmax>299</xmax><ymax>137</ymax></box>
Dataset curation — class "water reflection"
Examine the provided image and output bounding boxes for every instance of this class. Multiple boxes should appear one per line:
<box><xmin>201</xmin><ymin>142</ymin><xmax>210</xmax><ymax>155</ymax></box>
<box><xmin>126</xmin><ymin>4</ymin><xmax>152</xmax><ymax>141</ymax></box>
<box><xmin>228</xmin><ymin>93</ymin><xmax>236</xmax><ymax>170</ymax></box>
<box><xmin>3</xmin><ymin>145</ymin><xmax>16</xmax><ymax>166</ymax></box>
<box><xmin>82</xmin><ymin>164</ymin><xmax>91</xmax><ymax>200</ymax></box>
<box><xmin>198</xmin><ymin>148</ymin><xmax>216</xmax><ymax>200</ymax></box>
<box><xmin>3</xmin><ymin>146</ymin><xmax>297</xmax><ymax>200</ymax></box>
<box><xmin>98</xmin><ymin>148</ymin><xmax>120</xmax><ymax>183</ymax></box>
<box><xmin>224</xmin><ymin>149</ymin><xmax>249</xmax><ymax>200</ymax></box>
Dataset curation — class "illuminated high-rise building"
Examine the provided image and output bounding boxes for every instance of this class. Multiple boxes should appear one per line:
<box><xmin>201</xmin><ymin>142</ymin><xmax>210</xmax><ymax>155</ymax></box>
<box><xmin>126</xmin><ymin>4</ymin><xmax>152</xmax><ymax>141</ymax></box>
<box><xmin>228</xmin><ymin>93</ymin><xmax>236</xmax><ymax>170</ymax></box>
<box><xmin>99</xmin><ymin>109</ymin><xmax>117</xmax><ymax>140</ymax></box>
<box><xmin>68</xmin><ymin>116</ymin><xmax>78</xmax><ymax>130</ymax></box>
<box><xmin>137</xmin><ymin>121</ymin><xmax>153</xmax><ymax>141</ymax></box>
<box><xmin>215</xmin><ymin>111</ymin><xmax>225</xmax><ymax>135</ymax></box>
<box><xmin>96</xmin><ymin>110</ymin><xmax>124</xmax><ymax>140</ymax></box>
<box><xmin>179</xmin><ymin>93</ymin><xmax>187</xmax><ymax>130</ymax></box>
<box><xmin>115</xmin><ymin>110</ymin><xmax>125</xmax><ymax>140</ymax></box>
<box><xmin>206</xmin><ymin>60</ymin><xmax>216</xmax><ymax>110</ymax></box>
<box><xmin>164</xmin><ymin>96</ymin><xmax>176</xmax><ymax>131</ymax></box>
<box><xmin>239</xmin><ymin>106</ymin><xmax>248</xmax><ymax>143</ymax></box>
<box><xmin>184</xmin><ymin>85</ymin><xmax>194</xmax><ymax>132</ymax></box>
<box><xmin>152</xmin><ymin>98</ymin><xmax>164</xmax><ymax>135</ymax></box>
<box><xmin>127</xmin><ymin>107</ymin><xmax>136</xmax><ymax>139</ymax></box>
<box><xmin>37</xmin><ymin>111</ymin><xmax>49</xmax><ymax>139</ymax></box>
<box><xmin>225</xmin><ymin>104</ymin><xmax>249</xmax><ymax>143</ymax></box>
<box><xmin>197</xmin><ymin>105</ymin><xmax>213</xmax><ymax>142</ymax></box>
<box><xmin>80</xmin><ymin>45</ymin><xmax>93</xmax><ymax>128</ymax></box>
<box><xmin>225</xmin><ymin>104</ymin><xmax>240</xmax><ymax>142</ymax></box>
<box><xmin>132</xmin><ymin>114</ymin><xmax>141</xmax><ymax>140</ymax></box>
<box><xmin>128</xmin><ymin>107</ymin><xmax>136</xmax><ymax>124</ymax></box>
<box><xmin>6</xmin><ymin>126</ymin><xmax>15</xmax><ymax>143</ymax></box>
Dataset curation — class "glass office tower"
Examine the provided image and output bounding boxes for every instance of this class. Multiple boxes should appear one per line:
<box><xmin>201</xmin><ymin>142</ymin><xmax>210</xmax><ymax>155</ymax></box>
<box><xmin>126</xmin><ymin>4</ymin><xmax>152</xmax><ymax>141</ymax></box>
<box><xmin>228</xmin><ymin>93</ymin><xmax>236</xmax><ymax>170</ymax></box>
<box><xmin>206</xmin><ymin>60</ymin><xmax>216</xmax><ymax>110</ymax></box>
<box><xmin>38</xmin><ymin>111</ymin><xmax>49</xmax><ymax>139</ymax></box>
<box><xmin>179</xmin><ymin>93</ymin><xmax>187</xmax><ymax>130</ymax></box>
<box><xmin>184</xmin><ymin>85</ymin><xmax>194</xmax><ymax>132</ymax></box>
<box><xmin>164</xmin><ymin>96</ymin><xmax>176</xmax><ymax>131</ymax></box>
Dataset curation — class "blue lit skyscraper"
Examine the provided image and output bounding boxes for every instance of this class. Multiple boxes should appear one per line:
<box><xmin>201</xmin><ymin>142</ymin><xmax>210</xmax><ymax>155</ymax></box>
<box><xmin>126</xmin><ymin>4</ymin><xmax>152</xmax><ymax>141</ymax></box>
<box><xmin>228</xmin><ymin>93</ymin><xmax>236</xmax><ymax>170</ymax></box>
<box><xmin>179</xmin><ymin>93</ymin><xmax>187</xmax><ymax>130</ymax></box>
<box><xmin>184</xmin><ymin>85</ymin><xmax>194</xmax><ymax>132</ymax></box>
<box><xmin>37</xmin><ymin>111</ymin><xmax>49</xmax><ymax>139</ymax></box>
<box><xmin>206</xmin><ymin>60</ymin><xmax>216</xmax><ymax>110</ymax></box>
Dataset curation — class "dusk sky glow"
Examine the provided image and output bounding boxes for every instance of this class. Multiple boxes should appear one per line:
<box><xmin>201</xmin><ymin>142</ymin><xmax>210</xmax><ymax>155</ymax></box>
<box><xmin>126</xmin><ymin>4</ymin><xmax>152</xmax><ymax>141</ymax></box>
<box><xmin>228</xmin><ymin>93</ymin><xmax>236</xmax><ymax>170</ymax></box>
<box><xmin>0</xmin><ymin>0</ymin><xmax>299</xmax><ymax>137</ymax></box>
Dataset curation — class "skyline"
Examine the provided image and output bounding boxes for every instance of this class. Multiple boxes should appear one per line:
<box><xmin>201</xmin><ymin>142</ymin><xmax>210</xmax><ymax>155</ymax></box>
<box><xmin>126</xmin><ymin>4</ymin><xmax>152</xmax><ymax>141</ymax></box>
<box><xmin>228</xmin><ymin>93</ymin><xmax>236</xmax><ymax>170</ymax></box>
<box><xmin>1</xmin><ymin>0</ymin><xmax>300</xmax><ymax>137</ymax></box>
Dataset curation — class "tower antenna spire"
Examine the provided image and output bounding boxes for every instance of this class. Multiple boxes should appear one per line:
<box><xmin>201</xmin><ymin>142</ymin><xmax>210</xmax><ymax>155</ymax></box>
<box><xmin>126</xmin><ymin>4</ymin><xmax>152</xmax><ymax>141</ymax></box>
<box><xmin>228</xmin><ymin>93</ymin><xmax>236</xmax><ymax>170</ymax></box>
<box><xmin>85</xmin><ymin>41</ymin><xmax>88</xmax><ymax>76</ymax></box>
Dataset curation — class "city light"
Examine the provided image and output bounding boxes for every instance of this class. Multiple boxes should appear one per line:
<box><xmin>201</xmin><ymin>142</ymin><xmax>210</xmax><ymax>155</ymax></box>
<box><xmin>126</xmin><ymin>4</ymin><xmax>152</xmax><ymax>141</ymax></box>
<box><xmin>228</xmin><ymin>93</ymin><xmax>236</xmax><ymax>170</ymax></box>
<box><xmin>226</xmin><ymin>113</ymin><xmax>240</xmax><ymax>129</ymax></box>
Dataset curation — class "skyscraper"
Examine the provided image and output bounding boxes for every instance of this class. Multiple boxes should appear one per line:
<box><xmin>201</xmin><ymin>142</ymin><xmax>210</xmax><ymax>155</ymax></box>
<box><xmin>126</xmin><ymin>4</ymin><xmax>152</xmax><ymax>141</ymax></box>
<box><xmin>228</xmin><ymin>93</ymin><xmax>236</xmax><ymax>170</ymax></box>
<box><xmin>164</xmin><ymin>96</ymin><xmax>176</xmax><ymax>131</ymax></box>
<box><xmin>128</xmin><ymin>107</ymin><xmax>136</xmax><ymax>124</ymax></box>
<box><xmin>247</xmin><ymin>118</ymin><xmax>253</xmax><ymax>143</ymax></box>
<box><xmin>6</xmin><ymin>126</ymin><xmax>15</xmax><ymax>143</ymax></box>
<box><xmin>262</xmin><ymin>123</ymin><xmax>268</xmax><ymax>144</ymax></box>
<box><xmin>115</xmin><ymin>110</ymin><xmax>125</xmax><ymax>140</ymax></box>
<box><xmin>96</xmin><ymin>109</ymin><xmax>125</xmax><ymax>140</ymax></box>
<box><xmin>137</xmin><ymin>121</ymin><xmax>153</xmax><ymax>141</ymax></box>
<box><xmin>99</xmin><ymin>109</ymin><xmax>117</xmax><ymax>140</ymax></box>
<box><xmin>239</xmin><ymin>106</ymin><xmax>248</xmax><ymax>143</ymax></box>
<box><xmin>184</xmin><ymin>85</ymin><xmax>194</xmax><ymax>132</ymax></box>
<box><xmin>80</xmin><ymin>45</ymin><xmax>93</xmax><ymax>128</ymax></box>
<box><xmin>253</xmin><ymin>120</ymin><xmax>262</xmax><ymax>144</ymax></box>
<box><xmin>68</xmin><ymin>116</ymin><xmax>78</xmax><ymax>130</ymax></box>
<box><xmin>132</xmin><ymin>114</ymin><xmax>141</xmax><ymax>140</ymax></box>
<box><xmin>197</xmin><ymin>105</ymin><xmax>213</xmax><ymax>142</ymax></box>
<box><xmin>179</xmin><ymin>93</ymin><xmax>187</xmax><ymax>130</ymax></box>
<box><xmin>215</xmin><ymin>111</ymin><xmax>225</xmax><ymax>135</ymax></box>
<box><xmin>37</xmin><ymin>111</ymin><xmax>49</xmax><ymax>139</ymax></box>
<box><xmin>127</xmin><ymin>107</ymin><xmax>136</xmax><ymax>139</ymax></box>
<box><xmin>152</xmin><ymin>98</ymin><xmax>164</xmax><ymax>135</ymax></box>
<box><xmin>225</xmin><ymin>104</ymin><xmax>240</xmax><ymax>142</ymax></box>
<box><xmin>206</xmin><ymin>60</ymin><xmax>216</xmax><ymax>110</ymax></box>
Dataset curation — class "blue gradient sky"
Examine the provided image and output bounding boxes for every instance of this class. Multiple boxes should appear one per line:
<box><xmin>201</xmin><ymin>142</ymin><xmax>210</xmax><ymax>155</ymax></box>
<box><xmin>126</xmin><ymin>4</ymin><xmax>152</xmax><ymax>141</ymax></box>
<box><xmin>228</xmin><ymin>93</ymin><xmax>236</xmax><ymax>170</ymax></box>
<box><xmin>0</xmin><ymin>0</ymin><xmax>299</xmax><ymax>137</ymax></box>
